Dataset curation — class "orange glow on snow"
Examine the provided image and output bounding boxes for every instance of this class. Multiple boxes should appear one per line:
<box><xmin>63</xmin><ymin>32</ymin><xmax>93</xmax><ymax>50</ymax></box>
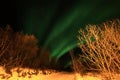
<box><xmin>0</xmin><ymin>67</ymin><xmax>120</xmax><ymax>80</ymax></box>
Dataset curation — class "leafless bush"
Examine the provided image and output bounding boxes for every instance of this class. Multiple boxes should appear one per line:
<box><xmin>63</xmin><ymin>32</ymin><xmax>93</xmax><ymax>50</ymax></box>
<box><xmin>77</xmin><ymin>19</ymin><xmax>120</xmax><ymax>79</ymax></box>
<box><xmin>0</xmin><ymin>25</ymin><xmax>39</xmax><ymax>74</ymax></box>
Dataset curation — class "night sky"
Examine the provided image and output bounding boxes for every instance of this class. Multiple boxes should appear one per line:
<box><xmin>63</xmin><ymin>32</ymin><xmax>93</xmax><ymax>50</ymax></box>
<box><xmin>0</xmin><ymin>0</ymin><xmax>120</xmax><ymax>64</ymax></box>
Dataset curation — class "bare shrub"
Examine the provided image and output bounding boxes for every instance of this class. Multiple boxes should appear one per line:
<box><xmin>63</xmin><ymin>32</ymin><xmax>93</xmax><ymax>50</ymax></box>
<box><xmin>0</xmin><ymin>25</ymin><xmax>39</xmax><ymax>74</ymax></box>
<box><xmin>77</xmin><ymin>19</ymin><xmax>120</xmax><ymax>79</ymax></box>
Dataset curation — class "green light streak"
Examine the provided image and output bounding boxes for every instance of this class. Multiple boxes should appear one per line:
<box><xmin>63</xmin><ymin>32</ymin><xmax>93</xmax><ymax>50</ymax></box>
<box><xmin>44</xmin><ymin>1</ymin><xmax>104</xmax><ymax>59</ymax></box>
<box><xmin>44</xmin><ymin>8</ymin><xmax>79</xmax><ymax>47</ymax></box>
<box><xmin>56</xmin><ymin>42</ymin><xmax>77</xmax><ymax>60</ymax></box>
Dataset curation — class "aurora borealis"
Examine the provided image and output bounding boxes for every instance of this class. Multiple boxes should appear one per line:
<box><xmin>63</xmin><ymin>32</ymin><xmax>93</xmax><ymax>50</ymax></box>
<box><xmin>0</xmin><ymin>0</ymin><xmax>120</xmax><ymax>65</ymax></box>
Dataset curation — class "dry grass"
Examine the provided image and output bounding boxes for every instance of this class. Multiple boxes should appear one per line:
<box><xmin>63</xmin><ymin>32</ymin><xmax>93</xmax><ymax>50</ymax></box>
<box><xmin>70</xmin><ymin>50</ymin><xmax>86</xmax><ymax>76</ymax></box>
<box><xmin>76</xmin><ymin>19</ymin><xmax>120</xmax><ymax>80</ymax></box>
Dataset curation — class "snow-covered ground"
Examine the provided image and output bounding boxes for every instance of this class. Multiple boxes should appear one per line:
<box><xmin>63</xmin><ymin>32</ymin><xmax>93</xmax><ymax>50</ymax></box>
<box><xmin>0</xmin><ymin>67</ymin><xmax>119</xmax><ymax>80</ymax></box>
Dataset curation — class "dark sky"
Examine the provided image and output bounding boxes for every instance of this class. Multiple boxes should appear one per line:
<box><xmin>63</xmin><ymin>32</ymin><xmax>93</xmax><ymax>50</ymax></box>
<box><xmin>0</xmin><ymin>0</ymin><xmax>120</xmax><ymax>30</ymax></box>
<box><xmin>0</xmin><ymin>0</ymin><xmax>17</xmax><ymax>28</ymax></box>
<box><xmin>0</xmin><ymin>0</ymin><xmax>120</xmax><ymax>25</ymax></box>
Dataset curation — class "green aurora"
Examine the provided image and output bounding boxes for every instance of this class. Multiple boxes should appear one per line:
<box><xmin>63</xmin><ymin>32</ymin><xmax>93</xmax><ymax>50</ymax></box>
<box><xmin>15</xmin><ymin>0</ymin><xmax>120</xmax><ymax>61</ymax></box>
